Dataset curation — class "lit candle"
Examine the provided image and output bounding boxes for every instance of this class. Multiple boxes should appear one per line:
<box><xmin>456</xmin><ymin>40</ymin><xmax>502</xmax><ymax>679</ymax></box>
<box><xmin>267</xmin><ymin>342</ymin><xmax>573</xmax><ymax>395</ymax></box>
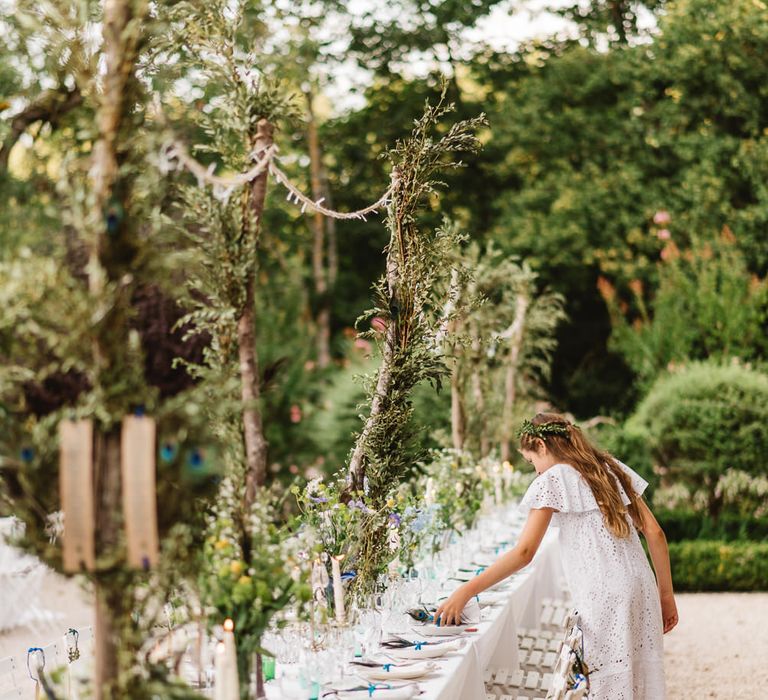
<box><xmin>502</xmin><ymin>460</ymin><xmax>513</xmax><ymax>491</ymax></box>
<box><xmin>331</xmin><ymin>555</ymin><xmax>345</xmax><ymax>624</ymax></box>
<box><xmin>215</xmin><ymin>619</ymin><xmax>239</xmax><ymax>700</ymax></box>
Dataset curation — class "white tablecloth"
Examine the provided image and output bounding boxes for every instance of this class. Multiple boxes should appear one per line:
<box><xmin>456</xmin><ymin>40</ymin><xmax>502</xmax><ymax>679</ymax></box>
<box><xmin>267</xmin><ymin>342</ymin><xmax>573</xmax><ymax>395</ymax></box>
<box><xmin>416</xmin><ymin>527</ymin><xmax>563</xmax><ymax>700</ymax></box>
<box><xmin>265</xmin><ymin>515</ymin><xmax>564</xmax><ymax>700</ymax></box>
<box><xmin>0</xmin><ymin>517</ymin><xmax>51</xmax><ymax>633</ymax></box>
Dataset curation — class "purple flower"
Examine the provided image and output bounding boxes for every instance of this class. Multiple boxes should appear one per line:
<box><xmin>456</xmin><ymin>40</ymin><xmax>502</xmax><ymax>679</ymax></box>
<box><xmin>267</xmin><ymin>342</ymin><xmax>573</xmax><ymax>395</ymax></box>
<box><xmin>349</xmin><ymin>499</ymin><xmax>374</xmax><ymax>514</ymax></box>
<box><xmin>388</xmin><ymin>512</ymin><xmax>402</xmax><ymax>527</ymax></box>
<box><xmin>309</xmin><ymin>495</ymin><xmax>329</xmax><ymax>504</ymax></box>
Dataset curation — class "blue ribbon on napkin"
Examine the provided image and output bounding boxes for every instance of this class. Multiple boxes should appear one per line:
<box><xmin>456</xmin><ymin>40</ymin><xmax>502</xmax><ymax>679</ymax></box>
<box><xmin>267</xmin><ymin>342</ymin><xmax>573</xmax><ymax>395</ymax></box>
<box><xmin>367</xmin><ymin>682</ymin><xmax>392</xmax><ymax>696</ymax></box>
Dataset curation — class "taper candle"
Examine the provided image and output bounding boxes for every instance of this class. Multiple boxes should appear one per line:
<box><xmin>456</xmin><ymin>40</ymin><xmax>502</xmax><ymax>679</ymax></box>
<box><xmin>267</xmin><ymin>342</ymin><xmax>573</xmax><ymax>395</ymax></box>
<box><xmin>215</xmin><ymin>619</ymin><xmax>239</xmax><ymax>700</ymax></box>
<box><xmin>331</xmin><ymin>555</ymin><xmax>345</xmax><ymax>624</ymax></box>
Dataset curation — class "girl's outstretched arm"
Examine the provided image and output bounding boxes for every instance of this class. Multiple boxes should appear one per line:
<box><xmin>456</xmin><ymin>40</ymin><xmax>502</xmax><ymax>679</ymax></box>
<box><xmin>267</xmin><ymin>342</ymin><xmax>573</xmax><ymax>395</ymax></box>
<box><xmin>636</xmin><ymin>497</ymin><xmax>679</xmax><ymax>633</ymax></box>
<box><xmin>435</xmin><ymin>507</ymin><xmax>554</xmax><ymax>626</ymax></box>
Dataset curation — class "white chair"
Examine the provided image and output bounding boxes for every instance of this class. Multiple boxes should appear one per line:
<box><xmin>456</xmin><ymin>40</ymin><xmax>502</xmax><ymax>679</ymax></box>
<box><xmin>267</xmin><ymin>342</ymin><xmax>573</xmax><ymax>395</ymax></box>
<box><xmin>65</xmin><ymin>626</ymin><xmax>96</xmax><ymax>700</ymax></box>
<box><xmin>486</xmin><ymin>604</ymin><xmax>583</xmax><ymax>699</ymax></box>
<box><xmin>0</xmin><ymin>656</ymin><xmax>20</xmax><ymax>693</ymax></box>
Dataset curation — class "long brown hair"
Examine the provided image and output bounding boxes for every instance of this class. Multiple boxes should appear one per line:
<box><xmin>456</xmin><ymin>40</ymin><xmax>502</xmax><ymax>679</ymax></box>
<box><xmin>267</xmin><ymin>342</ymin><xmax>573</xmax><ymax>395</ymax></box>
<box><xmin>520</xmin><ymin>412</ymin><xmax>642</xmax><ymax>538</ymax></box>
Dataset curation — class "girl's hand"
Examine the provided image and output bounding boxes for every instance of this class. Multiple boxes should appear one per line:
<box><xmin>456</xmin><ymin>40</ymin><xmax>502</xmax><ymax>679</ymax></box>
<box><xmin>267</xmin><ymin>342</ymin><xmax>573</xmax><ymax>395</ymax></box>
<box><xmin>434</xmin><ymin>586</ymin><xmax>470</xmax><ymax>627</ymax></box>
<box><xmin>660</xmin><ymin>591</ymin><xmax>678</xmax><ymax>633</ymax></box>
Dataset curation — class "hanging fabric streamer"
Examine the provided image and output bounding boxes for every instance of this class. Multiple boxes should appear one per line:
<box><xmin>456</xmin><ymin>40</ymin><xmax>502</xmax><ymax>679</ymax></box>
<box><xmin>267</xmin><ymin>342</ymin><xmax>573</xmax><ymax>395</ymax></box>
<box><xmin>59</xmin><ymin>419</ymin><xmax>96</xmax><ymax>572</ymax></box>
<box><xmin>120</xmin><ymin>415</ymin><xmax>159</xmax><ymax>569</ymax></box>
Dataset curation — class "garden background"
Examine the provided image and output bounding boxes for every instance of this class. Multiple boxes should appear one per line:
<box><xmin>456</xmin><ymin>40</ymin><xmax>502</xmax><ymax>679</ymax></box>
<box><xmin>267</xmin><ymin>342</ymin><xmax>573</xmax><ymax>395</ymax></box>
<box><xmin>1</xmin><ymin>0</ymin><xmax>767</xmax><ymax>697</ymax></box>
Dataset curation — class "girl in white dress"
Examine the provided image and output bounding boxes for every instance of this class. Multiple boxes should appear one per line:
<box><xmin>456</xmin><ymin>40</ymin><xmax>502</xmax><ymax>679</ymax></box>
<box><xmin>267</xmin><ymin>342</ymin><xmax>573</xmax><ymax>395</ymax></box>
<box><xmin>436</xmin><ymin>412</ymin><xmax>678</xmax><ymax>699</ymax></box>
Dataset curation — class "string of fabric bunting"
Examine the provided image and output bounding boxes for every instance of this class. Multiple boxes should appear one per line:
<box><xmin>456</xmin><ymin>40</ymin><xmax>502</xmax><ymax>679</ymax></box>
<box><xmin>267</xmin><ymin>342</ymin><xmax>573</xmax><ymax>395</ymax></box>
<box><xmin>157</xmin><ymin>140</ymin><xmax>398</xmax><ymax>221</ymax></box>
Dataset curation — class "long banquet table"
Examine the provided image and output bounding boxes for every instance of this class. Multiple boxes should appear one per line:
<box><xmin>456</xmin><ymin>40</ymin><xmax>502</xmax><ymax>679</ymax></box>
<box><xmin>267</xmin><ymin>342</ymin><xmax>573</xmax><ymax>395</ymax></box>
<box><xmin>264</xmin><ymin>508</ymin><xmax>565</xmax><ymax>700</ymax></box>
<box><xmin>403</xmin><ymin>527</ymin><xmax>563</xmax><ymax>700</ymax></box>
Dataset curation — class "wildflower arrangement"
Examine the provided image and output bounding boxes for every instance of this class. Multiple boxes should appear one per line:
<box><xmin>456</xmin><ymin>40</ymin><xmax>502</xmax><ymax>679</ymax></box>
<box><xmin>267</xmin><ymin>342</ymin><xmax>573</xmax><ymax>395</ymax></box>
<box><xmin>200</xmin><ymin>480</ymin><xmax>312</xmax><ymax>667</ymax></box>
<box><xmin>419</xmin><ymin>448</ymin><xmax>492</xmax><ymax>535</ymax></box>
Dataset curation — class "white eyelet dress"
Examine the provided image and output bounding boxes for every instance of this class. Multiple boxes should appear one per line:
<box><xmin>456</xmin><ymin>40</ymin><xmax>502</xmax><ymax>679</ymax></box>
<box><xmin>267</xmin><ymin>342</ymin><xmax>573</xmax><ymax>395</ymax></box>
<box><xmin>520</xmin><ymin>461</ymin><xmax>667</xmax><ymax>699</ymax></box>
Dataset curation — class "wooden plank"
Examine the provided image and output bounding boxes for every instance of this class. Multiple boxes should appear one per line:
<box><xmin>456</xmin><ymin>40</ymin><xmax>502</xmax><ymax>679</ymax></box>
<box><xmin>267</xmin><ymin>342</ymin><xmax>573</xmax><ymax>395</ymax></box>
<box><xmin>59</xmin><ymin>419</ymin><xmax>95</xmax><ymax>572</ymax></box>
<box><xmin>121</xmin><ymin>415</ymin><xmax>159</xmax><ymax>569</ymax></box>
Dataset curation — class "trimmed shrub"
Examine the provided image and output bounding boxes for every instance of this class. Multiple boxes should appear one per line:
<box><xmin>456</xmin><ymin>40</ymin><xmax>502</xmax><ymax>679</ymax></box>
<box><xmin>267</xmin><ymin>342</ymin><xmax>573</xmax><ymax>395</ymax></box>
<box><xmin>657</xmin><ymin>510</ymin><xmax>768</xmax><ymax>542</ymax></box>
<box><xmin>627</xmin><ymin>361</ymin><xmax>768</xmax><ymax>516</ymax></box>
<box><xmin>592</xmin><ymin>422</ymin><xmax>657</xmax><ymax>501</ymax></box>
<box><xmin>669</xmin><ymin>540</ymin><xmax>768</xmax><ymax>591</ymax></box>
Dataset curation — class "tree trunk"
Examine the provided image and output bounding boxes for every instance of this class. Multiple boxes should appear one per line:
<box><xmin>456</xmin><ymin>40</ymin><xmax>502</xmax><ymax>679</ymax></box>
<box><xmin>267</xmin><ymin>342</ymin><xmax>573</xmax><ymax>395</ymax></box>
<box><xmin>255</xmin><ymin>652</ymin><xmax>265</xmax><ymax>699</ymax></box>
<box><xmin>348</xmin><ymin>249</ymin><xmax>399</xmax><ymax>491</ymax></box>
<box><xmin>93</xmin><ymin>430</ymin><xmax>123</xmax><ymax>698</ymax></box>
<box><xmin>321</xmin><ymin>164</ymin><xmax>338</xmax><ymax>303</ymax></box>
<box><xmin>89</xmin><ymin>1</ymin><xmax>147</xmax><ymax>695</ymax></box>
<box><xmin>469</xmin><ymin>315</ymin><xmax>489</xmax><ymax>457</ymax></box>
<box><xmin>241</xmin><ymin>118</ymin><xmax>273</xmax><ymax>507</ymax></box>
<box><xmin>500</xmin><ymin>293</ymin><xmax>529</xmax><ymax>463</ymax></box>
<box><xmin>305</xmin><ymin>89</ymin><xmax>332</xmax><ymax>368</ymax></box>
<box><xmin>450</xmin><ymin>358</ymin><xmax>465</xmax><ymax>451</ymax></box>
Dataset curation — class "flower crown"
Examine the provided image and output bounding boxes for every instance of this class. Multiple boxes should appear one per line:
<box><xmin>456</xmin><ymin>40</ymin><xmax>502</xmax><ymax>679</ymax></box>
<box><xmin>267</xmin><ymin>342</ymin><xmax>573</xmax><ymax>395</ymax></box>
<box><xmin>517</xmin><ymin>419</ymin><xmax>571</xmax><ymax>441</ymax></box>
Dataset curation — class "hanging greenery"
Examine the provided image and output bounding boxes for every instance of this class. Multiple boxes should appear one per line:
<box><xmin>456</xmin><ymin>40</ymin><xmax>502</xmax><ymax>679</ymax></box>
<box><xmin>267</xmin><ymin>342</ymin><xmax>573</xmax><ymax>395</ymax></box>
<box><xmin>338</xmin><ymin>89</ymin><xmax>487</xmax><ymax>592</ymax></box>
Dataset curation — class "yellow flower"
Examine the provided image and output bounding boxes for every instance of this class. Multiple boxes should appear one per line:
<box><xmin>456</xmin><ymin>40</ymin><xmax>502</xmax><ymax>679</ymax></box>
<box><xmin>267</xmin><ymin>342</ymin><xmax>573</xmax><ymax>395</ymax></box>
<box><xmin>386</xmin><ymin>498</ymin><xmax>395</xmax><ymax>508</ymax></box>
<box><xmin>237</xmin><ymin>575</ymin><xmax>252</xmax><ymax>586</ymax></box>
<box><xmin>214</xmin><ymin>539</ymin><xmax>230</xmax><ymax>551</ymax></box>
<box><xmin>230</xmin><ymin>560</ymin><xmax>244</xmax><ymax>576</ymax></box>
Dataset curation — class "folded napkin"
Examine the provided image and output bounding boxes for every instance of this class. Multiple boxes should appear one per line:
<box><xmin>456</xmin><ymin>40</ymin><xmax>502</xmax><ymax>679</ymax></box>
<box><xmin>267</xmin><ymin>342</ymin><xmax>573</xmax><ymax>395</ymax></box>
<box><xmin>326</xmin><ymin>681</ymin><xmax>419</xmax><ymax>699</ymax></box>
<box><xmin>356</xmin><ymin>660</ymin><xmax>436</xmax><ymax>681</ymax></box>
<box><xmin>425</xmin><ymin>595</ymin><xmax>481</xmax><ymax>625</ymax></box>
<box><xmin>384</xmin><ymin>638</ymin><xmax>464</xmax><ymax>660</ymax></box>
<box><xmin>477</xmin><ymin>591</ymin><xmax>506</xmax><ymax>607</ymax></box>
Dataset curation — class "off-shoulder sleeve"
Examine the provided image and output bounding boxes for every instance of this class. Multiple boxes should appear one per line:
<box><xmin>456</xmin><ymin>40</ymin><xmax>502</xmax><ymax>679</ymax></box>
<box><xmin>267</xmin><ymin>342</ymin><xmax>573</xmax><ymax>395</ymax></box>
<box><xmin>519</xmin><ymin>464</ymin><xmax>599</xmax><ymax>513</ymax></box>
<box><xmin>613</xmin><ymin>460</ymin><xmax>649</xmax><ymax>499</ymax></box>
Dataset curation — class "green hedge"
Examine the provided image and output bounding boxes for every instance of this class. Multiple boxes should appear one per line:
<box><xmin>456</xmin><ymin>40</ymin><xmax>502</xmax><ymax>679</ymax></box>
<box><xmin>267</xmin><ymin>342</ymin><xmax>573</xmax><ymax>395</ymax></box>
<box><xmin>657</xmin><ymin>510</ymin><xmax>768</xmax><ymax>542</ymax></box>
<box><xmin>669</xmin><ymin>540</ymin><xmax>768</xmax><ymax>591</ymax></box>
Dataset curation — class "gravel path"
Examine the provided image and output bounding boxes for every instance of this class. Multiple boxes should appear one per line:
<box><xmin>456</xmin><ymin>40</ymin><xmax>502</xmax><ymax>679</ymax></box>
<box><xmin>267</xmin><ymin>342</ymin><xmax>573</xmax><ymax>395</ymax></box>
<box><xmin>664</xmin><ymin>592</ymin><xmax>768</xmax><ymax>699</ymax></box>
<box><xmin>1</xmin><ymin>576</ymin><xmax>766</xmax><ymax>698</ymax></box>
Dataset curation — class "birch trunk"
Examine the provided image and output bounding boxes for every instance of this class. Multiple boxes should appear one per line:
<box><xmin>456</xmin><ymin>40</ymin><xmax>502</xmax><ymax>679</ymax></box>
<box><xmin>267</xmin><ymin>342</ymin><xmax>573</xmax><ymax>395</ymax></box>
<box><xmin>500</xmin><ymin>293</ymin><xmax>529</xmax><ymax>462</ymax></box>
<box><xmin>347</xmin><ymin>248</ymin><xmax>399</xmax><ymax>491</ymax></box>
<box><xmin>93</xmin><ymin>429</ymin><xmax>123</xmax><ymax>698</ymax></box>
<box><xmin>241</xmin><ymin>118</ymin><xmax>273</xmax><ymax>506</ymax></box>
<box><xmin>450</xmin><ymin>356</ymin><xmax>465</xmax><ymax>451</ymax></box>
<box><xmin>89</xmin><ymin>1</ymin><xmax>147</xmax><ymax>695</ymax></box>
<box><xmin>305</xmin><ymin>89</ymin><xmax>332</xmax><ymax>368</ymax></box>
